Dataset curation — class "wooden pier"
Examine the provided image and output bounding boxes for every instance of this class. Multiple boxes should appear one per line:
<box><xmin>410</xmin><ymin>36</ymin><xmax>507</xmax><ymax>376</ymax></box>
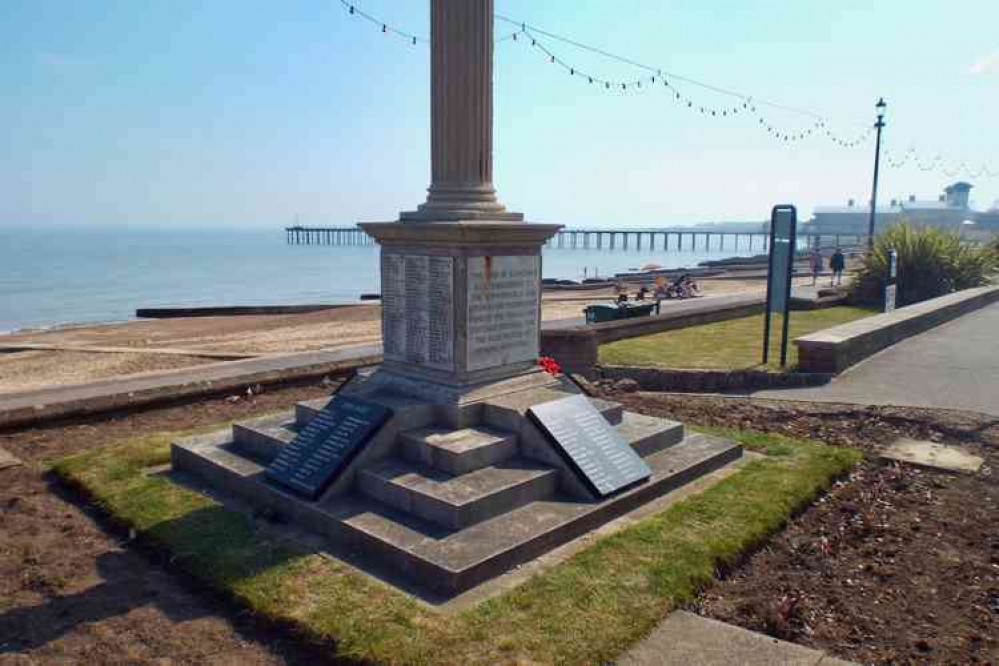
<box><xmin>285</xmin><ymin>225</ymin><xmax>865</xmax><ymax>251</ymax></box>
<box><xmin>286</xmin><ymin>225</ymin><xmax>376</xmax><ymax>246</ymax></box>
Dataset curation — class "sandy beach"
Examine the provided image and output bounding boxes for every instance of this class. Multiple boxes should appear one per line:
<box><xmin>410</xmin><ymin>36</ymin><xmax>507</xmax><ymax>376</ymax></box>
<box><xmin>0</xmin><ymin>275</ymin><xmax>814</xmax><ymax>393</ymax></box>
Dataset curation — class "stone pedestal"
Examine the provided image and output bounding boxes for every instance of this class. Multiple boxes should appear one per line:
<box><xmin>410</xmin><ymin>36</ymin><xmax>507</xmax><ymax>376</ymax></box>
<box><xmin>360</xmin><ymin>221</ymin><xmax>561</xmax><ymax>395</ymax></box>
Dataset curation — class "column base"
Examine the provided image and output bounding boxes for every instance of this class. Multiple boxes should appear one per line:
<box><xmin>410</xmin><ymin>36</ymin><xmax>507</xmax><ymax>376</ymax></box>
<box><xmin>400</xmin><ymin>209</ymin><xmax>525</xmax><ymax>222</ymax></box>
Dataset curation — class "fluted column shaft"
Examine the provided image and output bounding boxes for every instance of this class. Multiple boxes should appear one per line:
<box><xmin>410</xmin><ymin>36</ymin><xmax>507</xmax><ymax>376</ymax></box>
<box><xmin>402</xmin><ymin>0</ymin><xmax>522</xmax><ymax>222</ymax></box>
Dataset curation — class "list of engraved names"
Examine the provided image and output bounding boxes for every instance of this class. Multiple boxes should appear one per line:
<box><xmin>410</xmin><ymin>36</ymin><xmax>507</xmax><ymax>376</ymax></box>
<box><xmin>381</xmin><ymin>253</ymin><xmax>454</xmax><ymax>371</ymax></box>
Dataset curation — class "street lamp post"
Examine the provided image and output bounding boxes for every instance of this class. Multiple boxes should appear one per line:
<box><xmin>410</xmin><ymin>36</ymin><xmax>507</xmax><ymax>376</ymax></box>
<box><xmin>867</xmin><ymin>98</ymin><xmax>887</xmax><ymax>251</ymax></box>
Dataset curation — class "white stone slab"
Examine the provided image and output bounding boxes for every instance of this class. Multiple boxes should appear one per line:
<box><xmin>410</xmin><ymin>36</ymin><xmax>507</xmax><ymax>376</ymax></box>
<box><xmin>466</xmin><ymin>255</ymin><xmax>540</xmax><ymax>372</ymax></box>
<box><xmin>881</xmin><ymin>438</ymin><xmax>983</xmax><ymax>473</ymax></box>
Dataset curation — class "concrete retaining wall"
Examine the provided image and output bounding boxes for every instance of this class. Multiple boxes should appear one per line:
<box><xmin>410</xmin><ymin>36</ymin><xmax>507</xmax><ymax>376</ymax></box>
<box><xmin>540</xmin><ymin>291</ymin><xmax>846</xmax><ymax>377</ymax></box>
<box><xmin>796</xmin><ymin>285</ymin><xmax>999</xmax><ymax>374</ymax></box>
<box><xmin>541</xmin><ymin>296</ymin><xmax>764</xmax><ymax>377</ymax></box>
<box><xmin>0</xmin><ymin>347</ymin><xmax>382</xmax><ymax>431</ymax></box>
<box><xmin>598</xmin><ymin>365</ymin><xmax>832</xmax><ymax>393</ymax></box>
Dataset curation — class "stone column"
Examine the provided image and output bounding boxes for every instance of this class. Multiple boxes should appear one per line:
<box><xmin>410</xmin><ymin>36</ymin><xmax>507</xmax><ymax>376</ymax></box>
<box><xmin>401</xmin><ymin>0</ymin><xmax>521</xmax><ymax>222</ymax></box>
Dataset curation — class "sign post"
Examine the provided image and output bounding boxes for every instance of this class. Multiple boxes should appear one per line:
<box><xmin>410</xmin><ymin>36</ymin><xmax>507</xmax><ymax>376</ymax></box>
<box><xmin>884</xmin><ymin>249</ymin><xmax>898</xmax><ymax>313</ymax></box>
<box><xmin>763</xmin><ymin>205</ymin><xmax>798</xmax><ymax>367</ymax></box>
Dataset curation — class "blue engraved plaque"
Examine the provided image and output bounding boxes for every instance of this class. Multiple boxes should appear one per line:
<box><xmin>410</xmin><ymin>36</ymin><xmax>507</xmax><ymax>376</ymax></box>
<box><xmin>265</xmin><ymin>395</ymin><xmax>391</xmax><ymax>500</ymax></box>
<box><xmin>528</xmin><ymin>394</ymin><xmax>651</xmax><ymax>498</ymax></box>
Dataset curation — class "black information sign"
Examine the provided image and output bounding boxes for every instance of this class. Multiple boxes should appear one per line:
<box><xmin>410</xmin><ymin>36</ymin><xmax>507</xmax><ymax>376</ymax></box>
<box><xmin>265</xmin><ymin>395</ymin><xmax>391</xmax><ymax>500</ymax></box>
<box><xmin>763</xmin><ymin>205</ymin><xmax>798</xmax><ymax>366</ymax></box>
<box><xmin>528</xmin><ymin>395</ymin><xmax>651</xmax><ymax>498</ymax></box>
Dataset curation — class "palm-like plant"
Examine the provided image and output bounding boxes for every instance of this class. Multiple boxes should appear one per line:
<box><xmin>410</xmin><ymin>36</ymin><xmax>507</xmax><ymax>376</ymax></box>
<box><xmin>851</xmin><ymin>222</ymin><xmax>996</xmax><ymax>307</ymax></box>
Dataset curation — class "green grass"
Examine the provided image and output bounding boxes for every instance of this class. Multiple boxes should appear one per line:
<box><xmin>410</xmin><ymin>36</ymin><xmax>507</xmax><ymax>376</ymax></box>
<box><xmin>53</xmin><ymin>426</ymin><xmax>860</xmax><ymax>665</ymax></box>
<box><xmin>599</xmin><ymin>306</ymin><xmax>877</xmax><ymax>370</ymax></box>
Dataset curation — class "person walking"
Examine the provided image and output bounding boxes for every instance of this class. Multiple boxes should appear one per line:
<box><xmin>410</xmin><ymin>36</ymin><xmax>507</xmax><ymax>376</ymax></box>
<box><xmin>830</xmin><ymin>248</ymin><xmax>846</xmax><ymax>286</ymax></box>
<box><xmin>809</xmin><ymin>247</ymin><xmax>824</xmax><ymax>286</ymax></box>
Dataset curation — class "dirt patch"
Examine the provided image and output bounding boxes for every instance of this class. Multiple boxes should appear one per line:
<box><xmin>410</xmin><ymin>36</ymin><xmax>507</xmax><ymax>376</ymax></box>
<box><xmin>608</xmin><ymin>391</ymin><xmax>999</xmax><ymax>665</ymax></box>
<box><xmin>0</xmin><ymin>381</ymin><xmax>345</xmax><ymax>664</ymax></box>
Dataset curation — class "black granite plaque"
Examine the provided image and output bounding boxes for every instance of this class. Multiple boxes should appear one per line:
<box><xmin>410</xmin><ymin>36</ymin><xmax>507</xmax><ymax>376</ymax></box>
<box><xmin>528</xmin><ymin>394</ymin><xmax>651</xmax><ymax>498</ymax></box>
<box><xmin>265</xmin><ymin>395</ymin><xmax>391</xmax><ymax>500</ymax></box>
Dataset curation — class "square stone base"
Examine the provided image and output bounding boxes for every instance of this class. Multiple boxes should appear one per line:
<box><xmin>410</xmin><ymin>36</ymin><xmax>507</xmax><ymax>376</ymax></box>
<box><xmin>171</xmin><ymin>370</ymin><xmax>743</xmax><ymax>598</ymax></box>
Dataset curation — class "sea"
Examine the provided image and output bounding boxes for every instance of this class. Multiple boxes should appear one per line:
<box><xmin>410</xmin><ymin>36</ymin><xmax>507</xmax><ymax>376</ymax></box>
<box><xmin>0</xmin><ymin>226</ymin><xmax>767</xmax><ymax>334</ymax></box>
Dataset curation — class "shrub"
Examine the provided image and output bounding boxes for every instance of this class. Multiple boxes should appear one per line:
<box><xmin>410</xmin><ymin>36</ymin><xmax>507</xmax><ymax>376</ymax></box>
<box><xmin>851</xmin><ymin>222</ymin><xmax>995</xmax><ymax>307</ymax></box>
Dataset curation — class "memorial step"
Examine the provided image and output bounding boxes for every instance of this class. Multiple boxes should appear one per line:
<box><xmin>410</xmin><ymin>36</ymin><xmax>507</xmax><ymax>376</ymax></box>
<box><xmin>590</xmin><ymin>398</ymin><xmax>625</xmax><ymax>426</ymax></box>
<box><xmin>231</xmin><ymin>413</ymin><xmax>298</xmax><ymax>463</ymax></box>
<box><xmin>357</xmin><ymin>457</ymin><xmax>558</xmax><ymax>530</ymax></box>
<box><xmin>399</xmin><ymin>426</ymin><xmax>518</xmax><ymax>475</ymax></box>
<box><xmin>295</xmin><ymin>392</ymin><xmax>432</xmax><ymax>429</ymax></box>
<box><xmin>484</xmin><ymin>391</ymin><xmax>625</xmax><ymax>431</ymax></box>
<box><xmin>335</xmin><ymin>433</ymin><xmax>744</xmax><ymax>595</ymax></box>
<box><xmin>616</xmin><ymin>412</ymin><xmax>685</xmax><ymax>457</ymax></box>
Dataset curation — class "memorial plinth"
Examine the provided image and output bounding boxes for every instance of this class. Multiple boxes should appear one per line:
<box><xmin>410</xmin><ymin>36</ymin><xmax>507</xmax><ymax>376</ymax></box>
<box><xmin>359</xmin><ymin>220</ymin><xmax>562</xmax><ymax>391</ymax></box>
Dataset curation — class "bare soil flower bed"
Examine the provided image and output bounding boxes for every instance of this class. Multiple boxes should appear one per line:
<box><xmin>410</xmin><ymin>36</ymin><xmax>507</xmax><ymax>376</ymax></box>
<box><xmin>608</xmin><ymin>391</ymin><xmax>999</xmax><ymax>665</ymax></box>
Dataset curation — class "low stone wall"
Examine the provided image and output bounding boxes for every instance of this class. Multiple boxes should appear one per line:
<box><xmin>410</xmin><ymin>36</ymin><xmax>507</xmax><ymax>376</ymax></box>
<box><xmin>540</xmin><ymin>291</ymin><xmax>847</xmax><ymax>377</ymax></box>
<box><xmin>796</xmin><ymin>285</ymin><xmax>999</xmax><ymax>374</ymax></box>
<box><xmin>541</xmin><ymin>296</ymin><xmax>764</xmax><ymax>377</ymax></box>
<box><xmin>598</xmin><ymin>365</ymin><xmax>831</xmax><ymax>393</ymax></box>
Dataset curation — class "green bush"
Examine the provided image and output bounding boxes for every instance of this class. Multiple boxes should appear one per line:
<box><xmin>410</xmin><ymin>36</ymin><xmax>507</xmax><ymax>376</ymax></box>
<box><xmin>988</xmin><ymin>234</ymin><xmax>999</xmax><ymax>259</ymax></box>
<box><xmin>851</xmin><ymin>222</ymin><xmax>995</xmax><ymax>307</ymax></box>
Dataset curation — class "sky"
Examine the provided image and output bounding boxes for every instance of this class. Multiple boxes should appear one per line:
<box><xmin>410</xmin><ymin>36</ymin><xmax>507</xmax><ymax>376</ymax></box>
<box><xmin>1</xmin><ymin>0</ymin><xmax>996</xmax><ymax>230</ymax></box>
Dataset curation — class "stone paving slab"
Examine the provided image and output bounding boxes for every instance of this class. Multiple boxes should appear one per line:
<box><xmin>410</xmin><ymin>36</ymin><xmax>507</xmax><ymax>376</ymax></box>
<box><xmin>618</xmin><ymin>610</ymin><xmax>857</xmax><ymax>666</ymax></box>
<box><xmin>881</xmin><ymin>438</ymin><xmax>984</xmax><ymax>473</ymax></box>
<box><xmin>0</xmin><ymin>446</ymin><xmax>23</xmax><ymax>470</ymax></box>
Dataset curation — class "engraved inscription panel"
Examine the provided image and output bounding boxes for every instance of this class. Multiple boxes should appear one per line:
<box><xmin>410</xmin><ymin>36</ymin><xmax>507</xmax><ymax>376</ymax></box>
<box><xmin>404</xmin><ymin>255</ymin><xmax>429</xmax><ymax>364</ymax></box>
<box><xmin>380</xmin><ymin>253</ymin><xmax>454</xmax><ymax>371</ymax></box>
<box><xmin>466</xmin><ymin>255</ymin><xmax>540</xmax><ymax>372</ymax></box>
<box><xmin>528</xmin><ymin>394</ymin><xmax>651</xmax><ymax>497</ymax></box>
<box><xmin>265</xmin><ymin>395</ymin><xmax>392</xmax><ymax>500</ymax></box>
<box><xmin>381</xmin><ymin>254</ymin><xmax>407</xmax><ymax>360</ymax></box>
<box><xmin>427</xmin><ymin>257</ymin><xmax>454</xmax><ymax>368</ymax></box>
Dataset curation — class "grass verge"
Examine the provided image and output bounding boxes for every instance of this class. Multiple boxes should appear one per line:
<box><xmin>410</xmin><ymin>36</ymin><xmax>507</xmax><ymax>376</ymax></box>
<box><xmin>53</xmin><ymin>426</ymin><xmax>860</xmax><ymax>665</ymax></box>
<box><xmin>598</xmin><ymin>306</ymin><xmax>876</xmax><ymax>370</ymax></box>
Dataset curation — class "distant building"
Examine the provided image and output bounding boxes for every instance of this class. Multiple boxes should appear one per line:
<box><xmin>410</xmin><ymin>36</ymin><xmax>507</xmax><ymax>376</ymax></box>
<box><xmin>806</xmin><ymin>182</ymin><xmax>992</xmax><ymax>235</ymax></box>
<box><xmin>977</xmin><ymin>201</ymin><xmax>999</xmax><ymax>231</ymax></box>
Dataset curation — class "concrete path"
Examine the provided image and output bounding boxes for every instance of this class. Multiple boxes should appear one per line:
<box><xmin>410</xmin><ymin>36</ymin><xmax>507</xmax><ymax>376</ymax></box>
<box><xmin>618</xmin><ymin>611</ymin><xmax>856</xmax><ymax>665</ymax></box>
<box><xmin>0</xmin><ymin>344</ymin><xmax>382</xmax><ymax>430</ymax></box>
<box><xmin>754</xmin><ymin>302</ymin><xmax>999</xmax><ymax>417</ymax></box>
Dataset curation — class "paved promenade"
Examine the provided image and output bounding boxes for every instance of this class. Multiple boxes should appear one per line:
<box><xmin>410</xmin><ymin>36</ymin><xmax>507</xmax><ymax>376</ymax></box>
<box><xmin>755</xmin><ymin>302</ymin><xmax>999</xmax><ymax>416</ymax></box>
<box><xmin>0</xmin><ymin>345</ymin><xmax>382</xmax><ymax>429</ymax></box>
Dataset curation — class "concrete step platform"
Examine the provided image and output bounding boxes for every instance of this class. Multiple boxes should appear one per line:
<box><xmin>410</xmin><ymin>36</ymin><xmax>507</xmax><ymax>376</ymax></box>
<box><xmin>483</xmin><ymin>390</ymin><xmax>625</xmax><ymax>433</ymax></box>
<box><xmin>231</xmin><ymin>412</ymin><xmax>298</xmax><ymax>463</ymax></box>
<box><xmin>400</xmin><ymin>425</ymin><xmax>518</xmax><ymax>475</ymax></box>
<box><xmin>173</xmin><ymin>428</ymin><xmax>742</xmax><ymax>597</ymax></box>
<box><xmin>295</xmin><ymin>392</ymin><xmax>430</xmax><ymax>429</ymax></box>
<box><xmin>335</xmin><ymin>432</ymin><xmax>743</xmax><ymax>595</ymax></box>
<box><xmin>616</xmin><ymin>412</ymin><xmax>684</xmax><ymax>457</ymax></box>
<box><xmin>357</xmin><ymin>457</ymin><xmax>558</xmax><ymax>530</ymax></box>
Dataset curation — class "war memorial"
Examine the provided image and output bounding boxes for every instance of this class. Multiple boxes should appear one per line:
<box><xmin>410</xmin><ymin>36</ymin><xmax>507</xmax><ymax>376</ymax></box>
<box><xmin>171</xmin><ymin>0</ymin><xmax>743</xmax><ymax>598</ymax></box>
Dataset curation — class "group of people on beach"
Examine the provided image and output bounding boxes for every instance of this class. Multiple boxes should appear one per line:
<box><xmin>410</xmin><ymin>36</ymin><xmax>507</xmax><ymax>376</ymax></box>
<box><xmin>616</xmin><ymin>274</ymin><xmax>701</xmax><ymax>314</ymax></box>
<box><xmin>810</xmin><ymin>247</ymin><xmax>846</xmax><ymax>287</ymax></box>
